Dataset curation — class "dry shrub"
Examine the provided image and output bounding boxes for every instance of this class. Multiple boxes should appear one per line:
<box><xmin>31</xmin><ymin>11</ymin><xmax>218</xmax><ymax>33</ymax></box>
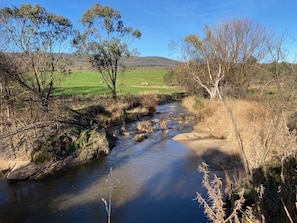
<box><xmin>182</xmin><ymin>97</ymin><xmax>297</xmax><ymax>169</ymax></box>
<box><xmin>199</xmin><ymin>100</ymin><xmax>220</xmax><ymax>120</ymax></box>
<box><xmin>286</xmin><ymin>111</ymin><xmax>297</xmax><ymax>132</ymax></box>
<box><xmin>183</xmin><ymin>96</ymin><xmax>297</xmax><ymax>221</ymax></box>
<box><xmin>195</xmin><ymin>162</ymin><xmax>245</xmax><ymax>223</ymax></box>
<box><xmin>73</xmin><ymin>93</ymin><xmax>83</xmax><ymax>102</ymax></box>
<box><xmin>181</xmin><ymin>96</ymin><xmax>197</xmax><ymax>114</ymax></box>
<box><xmin>181</xmin><ymin>96</ymin><xmax>220</xmax><ymax>122</ymax></box>
<box><xmin>140</xmin><ymin>94</ymin><xmax>158</xmax><ymax>114</ymax></box>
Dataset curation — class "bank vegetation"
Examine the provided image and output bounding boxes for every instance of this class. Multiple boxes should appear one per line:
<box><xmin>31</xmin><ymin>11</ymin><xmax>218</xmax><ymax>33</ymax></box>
<box><xmin>171</xmin><ymin>18</ymin><xmax>297</xmax><ymax>222</ymax></box>
<box><xmin>0</xmin><ymin>3</ymin><xmax>296</xmax><ymax>222</ymax></box>
<box><xmin>0</xmin><ymin>4</ymin><xmax>182</xmax><ymax>181</ymax></box>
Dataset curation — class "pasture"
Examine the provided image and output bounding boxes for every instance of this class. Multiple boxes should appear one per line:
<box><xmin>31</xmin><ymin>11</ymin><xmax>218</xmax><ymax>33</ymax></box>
<box><xmin>55</xmin><ymin>69</ymin><xmax>183</xmax><ymax>96</ymax></box>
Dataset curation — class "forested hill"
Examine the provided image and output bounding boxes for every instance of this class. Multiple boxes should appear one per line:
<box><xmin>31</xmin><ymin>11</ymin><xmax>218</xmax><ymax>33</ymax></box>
<box><xmin>125</xmin><ymin>56</ymin><xmax>180</xmax><ymax>69</ymax></box>
<box><xmin>63</xmin><ymin>54</ymin><xmax>181</xmax><ymax>70</ymax></box>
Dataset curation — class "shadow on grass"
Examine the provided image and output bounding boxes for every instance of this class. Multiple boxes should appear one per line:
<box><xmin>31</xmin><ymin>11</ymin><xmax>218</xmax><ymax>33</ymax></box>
<box><xmin>54</xmin><ymin>86</ymin><xmax>109</xmax><ymax>96</ymax></box>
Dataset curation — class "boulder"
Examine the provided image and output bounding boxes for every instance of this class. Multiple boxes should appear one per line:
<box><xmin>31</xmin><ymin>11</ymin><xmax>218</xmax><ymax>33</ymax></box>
<box><xmin>133</xmin><ymin>133</ymin><xmax>148</xmax><ymax>142</ymax></box>
<box><xmin>136</xmin><ymin>120</ymin><xmax>154</xmax><ymax>133</ymax></box>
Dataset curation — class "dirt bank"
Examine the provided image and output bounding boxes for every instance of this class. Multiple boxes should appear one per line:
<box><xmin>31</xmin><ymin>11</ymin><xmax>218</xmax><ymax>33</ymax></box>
<box><xmin>173</xmin><ymin>133</ymin><xmax>245</xmax><ymax>176</ymax></box>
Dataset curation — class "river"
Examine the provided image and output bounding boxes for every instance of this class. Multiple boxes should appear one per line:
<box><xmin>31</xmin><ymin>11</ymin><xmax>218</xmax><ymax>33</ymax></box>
<box><xmin>0</xmin><ymin>103</ymin><xmax>208</xmax><ymax>223</ymax></box>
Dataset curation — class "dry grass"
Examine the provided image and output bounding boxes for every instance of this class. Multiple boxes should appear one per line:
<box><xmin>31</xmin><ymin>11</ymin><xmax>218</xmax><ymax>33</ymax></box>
<box><xmin>183</xmin><ymin>97</ymin><xmax>297</xmax><ymax>222</ymax></box>
<box><xmin>182</xmin><ymin>97</ymin><xmax>297</xmax><ymax>169</ymax></box>
<box><xmin>181</xmin><ymin>96</ymin><xmax>198</xmax><ymax>114</ymax></box>
<box><xmin>195</xmin><ymin>162</ymin><xmax>245</xmax><ymax>223</ymax></box>
<box><xmin>140</xmin><ymin>94</ymin><xmax>158</xmax><ymax>114</ymax></box>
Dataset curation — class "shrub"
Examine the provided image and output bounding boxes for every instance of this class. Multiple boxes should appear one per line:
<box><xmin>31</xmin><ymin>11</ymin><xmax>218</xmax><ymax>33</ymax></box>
<box><xmin>32</xmin><ymin>150</ymin><xmax>53</xmax><ymax>163</ymax></box>
<box><xmin>140</xmin><ymin>94</ymin><xmax>158</xmax><ymax>114</ymax></box>
<box><xmin>182</xmin><ymin>96</ymin><xmax>297</xmax><ymax>221</ymax></box>
<box><xmin>195</xmin><ymin>162</ymin><xmax>245</xmax><ymax>223</ymax></box>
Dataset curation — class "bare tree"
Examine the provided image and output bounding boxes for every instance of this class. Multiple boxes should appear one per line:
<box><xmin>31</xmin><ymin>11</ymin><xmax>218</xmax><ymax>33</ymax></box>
<box><xmin>183</xmin><ymin>18</ymin><xmax>268</xmax><ymax>100</ymax></box>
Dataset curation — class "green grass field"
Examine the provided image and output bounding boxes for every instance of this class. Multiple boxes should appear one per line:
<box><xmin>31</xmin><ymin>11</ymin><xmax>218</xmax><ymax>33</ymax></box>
<box><xmin>55</xmin><ymin>69</ymin><xmax>183</xmax><ymax>96</ymax></box>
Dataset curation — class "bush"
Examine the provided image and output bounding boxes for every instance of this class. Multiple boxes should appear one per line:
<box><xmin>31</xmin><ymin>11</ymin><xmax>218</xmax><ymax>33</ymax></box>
<box><xmin>32</xmin><ymin>126</ymin><xmax>109</xmax><ymax>163</ymax></box>
<box><xmin>140</xmin><ymin>94</ymin><xmax>158</xmax><ymax>114</ymax></box>
<box><xmin>182</xmin><ymin>96</ymin><xmax>297</xmax><ymax>221</ymax></box>
<box><xmin>32</xmin><ymin>150</ymin><xmax>53</xmax><ymax>163</ymax></box>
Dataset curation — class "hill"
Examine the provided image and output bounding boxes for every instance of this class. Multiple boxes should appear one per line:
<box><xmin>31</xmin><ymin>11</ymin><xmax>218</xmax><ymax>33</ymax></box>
<box><xmin>64</xmin><ymin>54</ymin><xmax>180</xmax><ymax>70</ymax></box>
<box><xmin>125</xmin><ymin>56</ymin><xmax>180</xmax><ymax>69</ymax></box>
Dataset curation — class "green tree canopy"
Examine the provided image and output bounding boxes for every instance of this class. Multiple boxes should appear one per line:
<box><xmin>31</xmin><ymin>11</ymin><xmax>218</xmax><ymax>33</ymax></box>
<box><xmin>74</xmin><ymin>3</ymin><xmax>141</xmax><ymax>101</ymax></box>
<box><xmin>0</xmin><ymin>4</ymin><xmax>73</xmax><ymax>110</ymax></box>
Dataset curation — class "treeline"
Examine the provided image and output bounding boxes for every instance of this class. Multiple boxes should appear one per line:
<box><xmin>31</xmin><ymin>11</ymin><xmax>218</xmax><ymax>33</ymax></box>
<box><xmin>0</xmin><ymin>3</ymin><xmax>297</xmax><ymax>221</ymax></box>
<box><xmin>164</xmin><ymin>18</ymin><xmax>296</xmax><ymax>100</ymax></box>
<box><xmin>165</xmin><ymin>61</ymin><xmax>297</xmax><ymax>98</ymax></box>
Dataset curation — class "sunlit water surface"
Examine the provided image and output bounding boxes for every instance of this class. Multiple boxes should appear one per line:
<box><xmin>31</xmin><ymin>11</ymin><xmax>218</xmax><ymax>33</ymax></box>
<box><xmin>0</xmin><ymin>103</ymin><xmax>208</xmax><ymax>223</ymax></box>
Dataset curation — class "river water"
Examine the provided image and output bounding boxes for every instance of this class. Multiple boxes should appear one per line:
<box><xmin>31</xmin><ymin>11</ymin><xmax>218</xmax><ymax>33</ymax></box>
<box><xmin>0</xmin><ymin>103</ymin><xmax>208</xmax><ymax>223</ymax></box>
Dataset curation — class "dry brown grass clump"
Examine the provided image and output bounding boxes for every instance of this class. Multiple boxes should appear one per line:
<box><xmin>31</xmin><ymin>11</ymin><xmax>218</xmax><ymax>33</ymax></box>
<box><xmin>182</xmin><ymin>97</ymin><xmax>297</xmax><ymax>169</ymax></box>
<box><xmin>181</xmin><ymin>96</ymin><xmax>198</xmax><ymax>114</ymax></box>
<box><xmin>140</xmin><ymin>94</ymin><xmax>158</xmax><ymax>114</ymax></box>
<box><xmin>183</xmin><ymin>97</ymin><xmax>297</xmax><ymax>222</ymax></box>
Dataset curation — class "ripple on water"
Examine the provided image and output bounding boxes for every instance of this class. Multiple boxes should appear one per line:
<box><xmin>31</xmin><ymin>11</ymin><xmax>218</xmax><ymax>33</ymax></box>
<box><xmin>0</xmin><ymin>102</ymin><xmax>207</xmax><ymax>223</ymax></box>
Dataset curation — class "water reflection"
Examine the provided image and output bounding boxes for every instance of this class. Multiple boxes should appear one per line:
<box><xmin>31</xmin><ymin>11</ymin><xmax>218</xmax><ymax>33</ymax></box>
<box><xmin>0</xmin><ymin>103</ymin><xmax>207</xmax><ymax>223</ymax></box>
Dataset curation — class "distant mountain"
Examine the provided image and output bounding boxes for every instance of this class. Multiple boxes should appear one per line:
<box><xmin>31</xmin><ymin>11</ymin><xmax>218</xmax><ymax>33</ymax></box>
<box><xmin>125</xmin><ymin>56</ymin><xmax>181</xmax><ymax>69</ymax></box>
<box><xmin>64</xmin><ymin>54</ymin><xmax>181</xmax><ymax>70</ymax></box>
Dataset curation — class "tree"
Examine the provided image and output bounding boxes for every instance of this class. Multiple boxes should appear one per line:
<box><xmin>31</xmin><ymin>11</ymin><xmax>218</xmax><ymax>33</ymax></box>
<box><xmin>0</xmin><ymin>4</ymin><xmax>73</xmax><ymax>111</ymax></box>
<box><xmin>183</xmin><ymin>18</ymin><xmax>268</xmax><ymax>100</ymax></box>
<box><xmin>74</xmin><ymin>3</ymin><xmax>141</xmax><ymax>101</ymax></box>
<box><xmin>0</xmin><ymin>52</ymin><xmax>20</xmax><ymax>127</ymax></box>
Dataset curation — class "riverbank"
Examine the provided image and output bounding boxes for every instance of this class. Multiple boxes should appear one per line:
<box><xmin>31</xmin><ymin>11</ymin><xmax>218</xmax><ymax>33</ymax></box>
<box><xmin>173</xmin><ymin>132</ymin><xmax>245</xmax><ymax>176</ymax></box>
<box><xmin>0</xmin><ymin>129</ymin><xmax>113</xmax><ymax>182</ymax></box>
<box><xmin>0</xmin><ymin>94</ymin><xmax>185</xmax><ymax>182</ymax></box>
<box><xmin>178</xmin><ymin>96</ymin><xmax>297</xmax><ymax>222</ymax></box>
<box><xmin>0</xmin><ymin>102</ymin><xmax>208</xmax><ymax>223</ymax></box>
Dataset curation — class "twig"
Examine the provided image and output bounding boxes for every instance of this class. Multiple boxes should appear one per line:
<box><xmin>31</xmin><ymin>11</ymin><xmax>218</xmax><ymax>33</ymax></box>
<box><xmin>295</xmin><ymin>185</ymin><xmax>297</xmax><ymax>213</ymax></box>
<box><xmin>101</xmin><ymin>167</ymin><xmax>113</xmax><ymax>223</ymax></box>
<box><xmin>0</xmin><ymin>120</ymin><xmax>58</xmax><ymax>140</ymax></box>
<box><xmin>280</xmin><ymin>197</ymin><xmax>294</xmax><ymax>223</ymax></box>
<box><xmin>222</xmin><ymin>99</ymin><xmax>251</xmax><ymax>180</ymax></box>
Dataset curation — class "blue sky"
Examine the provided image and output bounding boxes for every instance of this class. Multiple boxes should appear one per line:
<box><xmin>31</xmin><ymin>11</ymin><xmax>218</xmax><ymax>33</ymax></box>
<box><xmin>1</xmin><ymin>0</ymin><xmax>297</xmax><ymax>60</ymax></box>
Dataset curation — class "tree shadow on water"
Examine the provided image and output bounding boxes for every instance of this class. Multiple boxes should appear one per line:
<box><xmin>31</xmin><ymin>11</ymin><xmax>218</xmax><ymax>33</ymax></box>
<box><xmin>110</xmin><ymin>145</ymin><xmax>246</xmax><ymax>223</ymax></box>
<box><xmin>0</xmin><ymin>135</ymin><xmax>246</xmax><ymax>223</ymax></box>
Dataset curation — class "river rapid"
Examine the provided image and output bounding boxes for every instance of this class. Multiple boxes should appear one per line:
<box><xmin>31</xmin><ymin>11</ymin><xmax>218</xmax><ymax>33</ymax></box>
<box><xmin>0</xmin><ymin>103</ymin><xmax>208</xmax><ymax>223</ymax></box>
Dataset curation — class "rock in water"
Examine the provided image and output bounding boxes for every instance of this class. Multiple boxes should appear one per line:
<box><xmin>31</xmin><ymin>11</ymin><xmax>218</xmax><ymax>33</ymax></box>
<box><xmin>133</xmin><ymin>133</ymin><xmax>148</xmax><ymax>142</ymax></box>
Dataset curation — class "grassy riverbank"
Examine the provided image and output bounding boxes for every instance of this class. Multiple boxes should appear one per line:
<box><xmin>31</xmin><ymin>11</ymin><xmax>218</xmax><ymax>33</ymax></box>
<box><xmin>0</xmin><ymin>67</ymin><xmax>186</xmax><ymax>181</ymax></box>
<box><xmin>181</xmin><ymin>96</ymin><xmax>297</xmax><ymax>222</ymax></box>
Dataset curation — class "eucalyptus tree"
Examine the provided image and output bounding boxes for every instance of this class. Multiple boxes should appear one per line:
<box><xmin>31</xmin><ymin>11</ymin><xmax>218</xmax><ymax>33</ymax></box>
<box><xmin>183</xmin><ymin>18</ymin><xmax>268</xmax><ymax>100</ymax></box>
<box><xmin>0</xmin><ymin>4</ymin><xmax>73</xmax><ymax>111</ymax></box>
<box><xmin>74</xmin><ymin>3</ymin><xmax>141</xmax><ymax>101</ymax></box>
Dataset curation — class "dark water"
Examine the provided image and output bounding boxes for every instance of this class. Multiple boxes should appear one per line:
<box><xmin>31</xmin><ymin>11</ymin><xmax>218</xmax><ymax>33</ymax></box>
<box><xmin>0</xmin><ymin>103</ymin><xmax>208</xmax><ymax>223</ymax></box>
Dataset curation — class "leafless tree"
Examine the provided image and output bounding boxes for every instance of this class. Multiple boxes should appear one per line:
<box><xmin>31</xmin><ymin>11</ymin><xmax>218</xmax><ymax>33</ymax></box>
<box><xmin>183</xmin><ymin>18</ymin><xmax>268</xmax><ymax>100</ymax></box>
